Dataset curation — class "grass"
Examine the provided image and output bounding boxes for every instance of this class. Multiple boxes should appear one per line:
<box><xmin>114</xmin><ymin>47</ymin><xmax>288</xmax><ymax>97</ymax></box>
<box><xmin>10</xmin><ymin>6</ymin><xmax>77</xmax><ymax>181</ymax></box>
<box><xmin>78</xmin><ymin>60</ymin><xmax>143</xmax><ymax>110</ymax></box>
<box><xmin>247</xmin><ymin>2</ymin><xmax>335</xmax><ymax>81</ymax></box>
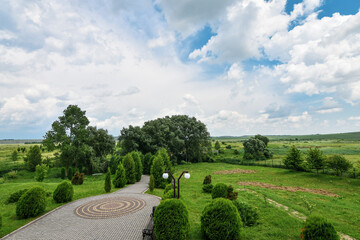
<box><xmin>147</xmin><ymin>162</ymin><xmax>360</xmax><ymax>239</ymax></box>
<box><xmin>0</xmin><ymin>168</ymin><xmax>120</xmax><ymax>238</ymax></box>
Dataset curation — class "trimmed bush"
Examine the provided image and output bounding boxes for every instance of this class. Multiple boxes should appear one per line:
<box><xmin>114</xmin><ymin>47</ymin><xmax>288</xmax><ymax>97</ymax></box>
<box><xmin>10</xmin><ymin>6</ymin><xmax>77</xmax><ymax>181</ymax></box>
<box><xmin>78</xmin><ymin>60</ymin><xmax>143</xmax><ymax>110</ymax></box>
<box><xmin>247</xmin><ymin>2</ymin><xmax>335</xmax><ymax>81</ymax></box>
<box><xmin>71</xmin><ymin>172</ymin><xmax>84</xmax><ymax>185</ymax></box>
<box><xmin>211</xmin><ymin>183</ymin><xmax>228</xmax><ymax>199</ymax></box>
<box><xmin>203</xmin><ymin>175</ymin><xmax>212</xmax><ymax>185</ymax></box>
<box><xmin>60</xmin><ymin>167</ymin><xmax>66</xmax><ymax>179</ymax></box>
<box><xmin>6</xmin><ymin>189</ymin><xmax>28</xmax><ymax>204</ymax></box>
<box><xmin>104</xmin><ymin>169</ymin><xmax>111</xmax><ymax>193</ymax></box>
<box><xmin>113</xmin><ymin>162</ymin><xmax>127</xmax><ymax>188</ymax></box>
<box><xmin>227</xmin><ymin>185</ymin><xmax>238</xmax><ymax>200</ymax></box>
<box><xmin>16</xmin><ymin>187</ymin><xmax>46</xmax><ymax>219</ymax></box>
<box><xmin>201</xmin><ymin>198</ymin><xmax>243</xmax><ymax>240</ymax></box>
<box><xmin>232</xmin><ymin>201</ymin><xmax>259</xmax><ymax>227</ymax></box>
<box><xmin>202</xmin><ymin>183</ymin><xmax>213</xmax><ymax>193</ymax></box>
<box><xmin>67</xmin><ymin>167</ymin><xmax>73</xmax><ymax>180</ymax></box>
<box><xmin>35</xmin><ymin>164</ymin><xmax>48</xmax><ymax>182</ymax></box>
<box><xmin>123</xmin><ymin>154</ymin><xmax>136</xmax><ymax>184</ymax></box>
<box><xmin>151</xmin><ymin>155</ymin><xmax>166</xmax><ymax>188</ymax></box>
<box><xmin>154</xmin><ymin>199</ymin><xmax>190</xmax><ymax>240</ymax></box>
<box><xmin>53</xmin><ymin>181</ymin><xmax>74</xmax><ymax>203</ymax></box>
<box><xmin>149</xmin><ymin>174</ymin><xmax>155</xmax><ymax>192</ymax></box>
<box><xmin>301</xmin><ymin>215</ymin><xmax>339</xmax><ymax>240</ymax></box>
<box><xmin>131</xmin><ymin>151</ymin><xmax>143</xmax><ymax>182</ymax></box>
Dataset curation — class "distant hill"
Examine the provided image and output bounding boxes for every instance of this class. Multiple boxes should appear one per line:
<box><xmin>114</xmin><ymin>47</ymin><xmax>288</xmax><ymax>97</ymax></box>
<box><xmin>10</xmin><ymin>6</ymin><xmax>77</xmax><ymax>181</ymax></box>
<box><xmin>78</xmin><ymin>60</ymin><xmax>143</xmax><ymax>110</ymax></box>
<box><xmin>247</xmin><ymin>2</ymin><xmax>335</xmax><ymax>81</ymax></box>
<box><xmin>0</xmin><ymin>139</ymin><xmax>43</xmax><ymax>144</ymax></box>
<box><xmin>212</xmin><ymin>132</ymin><xmax>360</xmax><ymax>141</ymax></box>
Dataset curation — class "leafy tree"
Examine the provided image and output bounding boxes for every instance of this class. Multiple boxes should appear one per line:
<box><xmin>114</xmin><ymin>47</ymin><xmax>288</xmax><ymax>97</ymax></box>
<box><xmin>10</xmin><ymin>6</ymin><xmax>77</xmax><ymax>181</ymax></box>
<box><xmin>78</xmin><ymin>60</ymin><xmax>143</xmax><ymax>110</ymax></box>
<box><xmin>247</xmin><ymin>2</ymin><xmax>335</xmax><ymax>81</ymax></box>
<box><xmin>35</xmin><ymin>164</ymin><xmax>49</xmax><ymax>182</ymax></box>
<box><xmin>113</xmin><ymin>162</ymin><xmax>126</xmax><ymax>188</ymax></box>
<box><xmin>24</xmin><ymin>145</ymin><xmax>42</xmax><ymax>171</ymax></box>
<box><xmin>11</xmin><ymin>150</ymin><xmax>18</xmax><ymax>163</ymax></box>
<box><xmin>87</xmin><ymin>126</ymin><xmax>115</xmax><ymax>158</ymax></box>
<box><xmin>243</xmin><ymin>137</ymin><xmax>270</xmax><ymax>160</ymax></box>
<box><xmin>327</xmin><ymin>154</ymin><xmax>353</xmax><ymax>177</ymax></box>
<box><xmin>104</xmin><ymin>168</ymin><xmax>111</xmax><ymax>193</ymax></box>
<box><xmin>151</xmin><ymin>155</ymin><xmax>165</xmax><ymax>188</ymax></box>
<box><xmin>131</xmin><ymin>151</ymin><xmax>143</xmax><ymax>182</ymax></box>
<box><xmin>119</xmin><ymin>115</ymin><xmax>211</xmax><ymax>163</ymax></box>
<box><xmin>142</xmin><ymin>153</ymin><xmax>153</xmax><ymax>175</ymax></box>
<box><xmin>283</xmin><ymin>145</ymin><xmax>304</xmax><ymax>171</ymax></box>
<box><xmin>214</xmin><ymin>141</ymin><xmax>221</xmax><ymax>151</ymax></box>
<box><xmin>306</xmin><ymin>148</ymin><xmax>325</xmax><ymax>176</ymax></box>
<box><xmin>122</xmin><ymin>154</ymin><xmax>136</xmax><ymax>184</ymax></box>
<box><xmin>255</xmin><ymin>134</ymin><xmax>269</xmax><ymax>146</ymax></box>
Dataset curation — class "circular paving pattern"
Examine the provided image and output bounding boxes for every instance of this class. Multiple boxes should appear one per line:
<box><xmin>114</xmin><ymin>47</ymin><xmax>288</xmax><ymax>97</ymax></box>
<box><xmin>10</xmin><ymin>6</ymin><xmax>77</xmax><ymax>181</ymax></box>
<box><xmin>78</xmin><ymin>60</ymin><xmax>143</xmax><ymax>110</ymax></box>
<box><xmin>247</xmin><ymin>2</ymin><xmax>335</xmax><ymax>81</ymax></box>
<box><xmin>74</xmin><ymin>197</ymin><xmax>146</xmax><ymax>219</ymax></box>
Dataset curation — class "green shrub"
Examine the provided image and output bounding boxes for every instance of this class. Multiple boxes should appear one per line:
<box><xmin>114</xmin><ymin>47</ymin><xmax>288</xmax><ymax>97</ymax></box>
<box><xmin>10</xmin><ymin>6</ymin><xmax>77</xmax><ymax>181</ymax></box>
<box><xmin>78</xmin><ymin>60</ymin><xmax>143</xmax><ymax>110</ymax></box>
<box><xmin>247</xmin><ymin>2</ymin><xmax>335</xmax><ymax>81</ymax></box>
<box><xmin>0</xmin><ymin>213</ymin><xmax>2</xmax><ymax>228</ymax></box>
<box><xmin>327</xmin><ymin>154</ymin><xmax>353</xmax><ymax>177</ymax></box>
<box><xmin>164</xmin><ymin>183</ymin><xmax>173</xmax><ymax>194</ymax></box>
<box><xmin>234</xmin><ymin>149</ymin><xmax>240</xmax><ymax>155</ymax></box>
<box><xmin>16</xmin><ymin>187</ymin><xmax>46</xmax><ymax>219</ymax></box>
<box><xmin>154</xmin><ymin>199</ymin><xmax>190</xmax><ymax>240</ymax></box>
<box><xmin>201</xmin><ymin>198</ymin><xmax>243</xmax><ymax>240</ymax></box>
<box><xmin>202</xmin><ymin>183</ymin><xmax>213</xmax><ymax>193</ymax></box>
<box><xmin>301</xmin><ymin>215</ymin><xmax>339</xmax><ymax>240</ymax></box>
<box><xmin>104</xmin><ymin>169</ymin><xmax>111</xmax><ymax>193</ymax></box>
<box><xmin>7</xmin><ymin>170</ymin><xmax>17</xmax><ymax>179</ymax></box>
<box><xmin>227</xmin><ymin>185</ymin><xmax>238</xmax><ymax>200</ymax></box>
<box><xmin>71</xmin><ymin>172</ymin><xmax>84</xmax><ymax>185</ymax></box>
<box><xmin>6</xmin><ymin>189</ymin><xmax>28</xmax><ymax>204</ymax></box>
<box><xmin>218</xmin><ymin>149</ymin><xmax>224</xmax><ymax>154</ymax></box>
<box><xmin>232</xmin><ymin>201</ymin><xmax>259</xmax><ymax>226</ymax></box>
<box><xmin>131</xmin><ymin>151</ymin><xmax>143</xmax><ymax>182</ymax></box>
<box><xmin>67</xmin><ymin>167</ymin><xmax>73</xmax><ymax>180</ymax></box>
<box><xmin>150</xmin><ymin>155</ymin><xmax>166</xmax><ymax>188</ymax></box>
<box><xmin>149</xmin><ymin>174</ymin><xmax>155</xmax><ymax>192</ymax></box>
<box><xmin>113</xmin><ymin>162</ymin><xmax>127</xmax><ymax>188</ymax></box>
<box><xmin>23</xmin><ymin>145</ymin><xmax>42</xmax><ymax>171</ymax></box>
<box><xmin>60</xmin><ymin>167</ymin><xmax>66</xmax><ymax>179</ymax></box>
<box><xmin>211</xmin><ymin>183</ymin><xmax>228</xmax><ymax>199</ymax></box>
<box><xmin>123</xmin><ymin>154</ymin><xmax>136</xmax><ymax>184</ymax></box>
<box><xmin>35</xmin><ymin>164</ymin><xmax>49</xmax><ymax>182</ymax></box>
<box><xmin>226</xmin><ymin>145</ymin><xmax>232</xmax><ymax>149</ymax></box>
<box><xmin>203</xmin><ymin>175</ymin><xmax>212</xmax><ymax>185</ymax></box>
<box><xmin>162</xmin><ymin>190</ymin><xmax>178</xmax><ymax>200</ymax></box>
<box><xmin>53</xmin><ymin>181</ymin><xmax>74</xmax><ymax>203</ymax></box>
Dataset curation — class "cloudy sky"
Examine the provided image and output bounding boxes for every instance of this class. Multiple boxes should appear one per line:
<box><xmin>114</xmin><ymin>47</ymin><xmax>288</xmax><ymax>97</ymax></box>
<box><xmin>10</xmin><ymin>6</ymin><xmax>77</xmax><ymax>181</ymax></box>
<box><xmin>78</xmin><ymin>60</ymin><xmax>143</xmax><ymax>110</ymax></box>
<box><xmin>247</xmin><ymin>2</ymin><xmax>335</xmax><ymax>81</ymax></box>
<box><xmin>0</xmin><ymin>0</ymin><xmax>360</xmax><ymax>138</ymax></box>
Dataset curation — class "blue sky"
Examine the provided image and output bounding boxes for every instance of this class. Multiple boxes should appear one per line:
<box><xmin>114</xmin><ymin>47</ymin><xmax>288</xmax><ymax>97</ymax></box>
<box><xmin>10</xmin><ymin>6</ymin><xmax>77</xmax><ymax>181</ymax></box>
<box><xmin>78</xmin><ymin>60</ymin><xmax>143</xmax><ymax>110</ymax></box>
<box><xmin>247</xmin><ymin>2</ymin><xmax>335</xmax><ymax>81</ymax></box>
<box><xmin>0</xmin><ymin>0</ymin><xmax>360</xmax><ymax>138</ymax></box>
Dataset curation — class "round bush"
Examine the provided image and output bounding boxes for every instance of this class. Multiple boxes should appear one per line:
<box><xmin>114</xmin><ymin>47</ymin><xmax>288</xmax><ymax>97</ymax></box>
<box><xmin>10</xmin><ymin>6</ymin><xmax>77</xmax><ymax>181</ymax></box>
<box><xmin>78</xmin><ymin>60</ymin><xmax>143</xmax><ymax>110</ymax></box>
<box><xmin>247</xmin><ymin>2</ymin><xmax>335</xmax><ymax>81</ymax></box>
<box><xmin>201</xmin><ymin>198</ymin><xmax>243</xmax><ymax>240</ymax></box>
<box><xmin>154</xmin><ymin>199</ymin><xmax>190</xmax><ymax>240</ymax></box>
<box><xmin>16</xmin><ymin>187</ymin><xmax>47</xmax><ymax>219</ymax></box>
<box><xmin>202</xmin><ymin>183</ymin><xmax>213</xmax><ymax>193</ymax></box>
<box><xmin>53</xmin><ymin>181</ymin><xmax>74</xmax><ymax>203</ymax></box>
<box><xmin>211</xmin><ymin>183</ymin><xmax>228</xmax><ymax>199</ymax></box>
<box><xmin>232</xmin><ymin>201</ymin><xmax>259</xmax><ymax>227</ymax></box>
<box><xmin>6</xmin><ymin>189</ymin><xmax>28</xmax><ymax>204</ymax></box>
<box><xmin>301</xmin><ymin>215</ymin><xmax>339</xmax><ymax>240</ymax></box>
<box><xmin>203</xmin><ymin>175</ymin><xmax>212</xmax><ymax>185</ymax></box>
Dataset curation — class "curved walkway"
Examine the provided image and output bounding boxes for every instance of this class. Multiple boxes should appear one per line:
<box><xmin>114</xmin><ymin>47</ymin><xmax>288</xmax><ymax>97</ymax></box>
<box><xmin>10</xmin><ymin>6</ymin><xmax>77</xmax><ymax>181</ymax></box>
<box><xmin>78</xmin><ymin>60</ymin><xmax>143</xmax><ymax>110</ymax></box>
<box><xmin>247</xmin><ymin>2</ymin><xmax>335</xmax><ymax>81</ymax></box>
<box><xmin>2</xmin><ymin>175</ymin><xmax>160</xmax><ymax>240</ymax></box>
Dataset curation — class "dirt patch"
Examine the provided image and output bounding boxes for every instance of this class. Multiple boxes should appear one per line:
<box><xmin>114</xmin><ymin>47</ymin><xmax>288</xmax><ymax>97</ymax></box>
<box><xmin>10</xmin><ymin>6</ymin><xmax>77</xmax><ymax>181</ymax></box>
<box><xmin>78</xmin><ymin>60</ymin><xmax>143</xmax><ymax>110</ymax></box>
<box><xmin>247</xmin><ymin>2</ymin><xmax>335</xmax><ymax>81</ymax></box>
<box><xmin>214</xmin><ymin>169</ymin><xmax>256</xmax><ymax>174</ymax></box>
<box><xmin>237</xmin><ymin>181</ymin><xmax>339</xmax><ymax>197</ymax></box>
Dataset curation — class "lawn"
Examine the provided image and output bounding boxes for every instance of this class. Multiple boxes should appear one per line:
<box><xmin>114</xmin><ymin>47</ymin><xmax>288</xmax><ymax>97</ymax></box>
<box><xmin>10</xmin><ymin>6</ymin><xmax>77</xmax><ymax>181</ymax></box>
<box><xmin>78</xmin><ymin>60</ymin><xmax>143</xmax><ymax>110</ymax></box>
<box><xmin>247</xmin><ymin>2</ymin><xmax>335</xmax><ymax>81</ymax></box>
<box><xmin>148</xmin><ymin>162</ymin><xmax>360</xmax><ymax>239</ymax></box>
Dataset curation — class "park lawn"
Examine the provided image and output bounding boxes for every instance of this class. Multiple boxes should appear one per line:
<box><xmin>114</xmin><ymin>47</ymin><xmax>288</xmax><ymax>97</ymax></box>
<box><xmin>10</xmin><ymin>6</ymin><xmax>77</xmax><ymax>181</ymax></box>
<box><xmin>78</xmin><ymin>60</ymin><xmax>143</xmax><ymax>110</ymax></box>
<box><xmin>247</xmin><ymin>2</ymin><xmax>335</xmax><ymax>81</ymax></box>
<box><xmin>148</xmin><ymin>162</ymin><xmax>360</xmax><ymax>239</ymax></box>
<box><xmin>0</xmin><ymin>169</ymin><xmax>118</xmax><ymax>238</ymax></box>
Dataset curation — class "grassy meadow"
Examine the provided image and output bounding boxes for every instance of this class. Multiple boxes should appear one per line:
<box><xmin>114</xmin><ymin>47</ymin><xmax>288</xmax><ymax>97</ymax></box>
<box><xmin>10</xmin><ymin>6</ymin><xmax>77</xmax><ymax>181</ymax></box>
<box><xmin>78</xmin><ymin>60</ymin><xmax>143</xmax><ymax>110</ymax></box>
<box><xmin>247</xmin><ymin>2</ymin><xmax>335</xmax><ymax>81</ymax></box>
<box><xmin>148</xmin><ymin>162</ymin><xmax>360</xmax><ymax>239</ymax></box>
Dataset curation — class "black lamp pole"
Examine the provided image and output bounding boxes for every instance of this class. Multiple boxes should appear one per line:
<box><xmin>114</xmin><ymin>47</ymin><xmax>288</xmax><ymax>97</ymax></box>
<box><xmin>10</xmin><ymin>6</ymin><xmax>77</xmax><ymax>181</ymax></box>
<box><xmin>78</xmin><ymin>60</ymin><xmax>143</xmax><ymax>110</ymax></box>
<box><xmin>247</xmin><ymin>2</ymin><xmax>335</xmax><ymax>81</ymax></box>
<box><xmin>177</xmin><ymin>171</ymin><xmax>189</xmax><ymax>199</ymax></box>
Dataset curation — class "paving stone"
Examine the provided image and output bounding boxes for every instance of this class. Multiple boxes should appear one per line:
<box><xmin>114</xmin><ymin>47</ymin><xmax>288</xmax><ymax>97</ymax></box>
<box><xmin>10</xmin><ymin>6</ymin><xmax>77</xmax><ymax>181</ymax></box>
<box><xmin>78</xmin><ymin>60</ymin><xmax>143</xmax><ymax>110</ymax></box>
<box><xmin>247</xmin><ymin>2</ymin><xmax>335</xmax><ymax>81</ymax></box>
<box><xmin>2</xmin><ymin>175</ymin><xmax>160</xmax><ymax>240</ymax></box>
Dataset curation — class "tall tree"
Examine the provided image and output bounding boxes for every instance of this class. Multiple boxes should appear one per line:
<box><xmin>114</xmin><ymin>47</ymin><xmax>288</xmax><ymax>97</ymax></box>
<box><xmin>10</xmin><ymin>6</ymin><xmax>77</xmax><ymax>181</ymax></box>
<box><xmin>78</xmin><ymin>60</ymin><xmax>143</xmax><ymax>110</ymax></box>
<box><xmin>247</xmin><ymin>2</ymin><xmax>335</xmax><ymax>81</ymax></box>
<box><xmin>306</xmin><ymin>148</ymin><xmax>325</xmax><ymax>176</ymax></box>
<box><xmin>214</xmin><ymin>141</ymin><xmax>221</xmax><ymax>151</ymax></box>
<box><xmin>254</xmin><ymin>134</ymin><xmax>269</xmax><ymax>146</ymax></box>
<box><xmin>131</xmin><ymin>151</ymin><xmax>143</xmax><ymax>182</ymax></box>
<box><xmin>283</xmin><ymin>145</ymin><xmax>304</xmax><ymax>170</ymax></box>
<box><xmin>122</xmin><ymin>154</ymin><xmax>136</xmax><ymax>184</ymax></box>
<box><xmin>24</xmin><ymin>145</ymin><xmax>42</xmax><ymax>171</ymax></box>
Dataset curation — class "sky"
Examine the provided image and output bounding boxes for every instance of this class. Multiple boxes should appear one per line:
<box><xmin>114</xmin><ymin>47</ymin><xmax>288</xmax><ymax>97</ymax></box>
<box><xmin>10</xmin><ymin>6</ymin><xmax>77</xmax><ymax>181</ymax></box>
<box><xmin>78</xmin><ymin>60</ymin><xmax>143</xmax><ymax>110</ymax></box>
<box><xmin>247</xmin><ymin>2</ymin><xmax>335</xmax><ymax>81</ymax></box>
<box><xmin>0</xmin><ymin>0</ymin><xmax>360</xmax><ymax>139</ymax></box>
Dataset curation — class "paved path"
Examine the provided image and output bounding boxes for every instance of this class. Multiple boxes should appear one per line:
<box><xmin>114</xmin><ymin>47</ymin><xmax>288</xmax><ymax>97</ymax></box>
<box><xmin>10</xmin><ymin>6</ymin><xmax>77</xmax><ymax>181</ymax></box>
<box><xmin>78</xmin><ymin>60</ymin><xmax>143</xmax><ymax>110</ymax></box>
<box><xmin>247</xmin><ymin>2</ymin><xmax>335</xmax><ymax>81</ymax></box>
<box><xmin>2</xmin><ymin>175</ymin><xmax>160</xmax><ymax>240</ymax></box>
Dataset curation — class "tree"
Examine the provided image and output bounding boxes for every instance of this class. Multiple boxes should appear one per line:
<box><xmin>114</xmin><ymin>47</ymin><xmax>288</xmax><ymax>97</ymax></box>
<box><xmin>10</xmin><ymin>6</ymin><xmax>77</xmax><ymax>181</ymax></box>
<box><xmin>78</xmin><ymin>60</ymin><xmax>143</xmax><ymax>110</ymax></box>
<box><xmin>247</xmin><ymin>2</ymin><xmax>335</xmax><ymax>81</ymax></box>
<box><xmin>306</xmin><ymin>148</ymin><xmax>325</xmax><ymax>176</ymax></box>
<box><xmin>24</xmin><ymin>145</ymin><xmax>42</xmax><ymax>171</ymax></box>
<box><xmin>214</xmin><ymin>141</ymin><xmax>221</xmax><ymax>151</ymax></box>
<box><xmin>151</xmin><ymin>155</ymin><xmax>165</xmax><ymax>188</ymax></box>
<box><xmin>255</xmin><ymin>134</ymin><xmax>269</xmax><ymax>146</ymax></box>
<box><xmin>12</xmin><ymin>150</ymin><xmax>18</xmax><ymax>163</ymax></box>
<box><xmin>104</xmin><ymin>168</ymin><xmax>111</xmax><ymax>192</ymax></box>
<box><xmin>35</xmin><ymin>164</ymin><xmax>49</xmax><ymax>182</ymax></box>
<box><xmin>327</xmin><ymin>154</ymin><xmax>353</xmax><ymax>177</ymax></box>
<box><xmin>87</xmin><ymin>126</ymin><xmax>115</xmax><ymax>158</ymax></box>
<box><xmin>283</xmin><ymin>145</ymin><xmax>304</xmax><ymax>171</ymax></box>
<box><xmin>119</xmin><ymin>115</ymin><xmax>211</xmax><ymax>163</ymax></box>
<box><xmin>130</xmin><ymin>151</ymin><xmax>143</xmax><ymax>182</ymax></box>
<box><xmin>113</xmin><ymin>162</ymin><xmax>127</xmax><ymax>188</ymax></box>
<box><xmin>122</xmin><ymin>154</ymin><xmax>136</xmax><ymax>184</ymax></box>
<box><xmin>243</xmin><ymin>137</ymin><xmax>269</xmax><ymax>160</ymax></box>
<box><xmin>142</xmin><ymin>153</ymin><xmax>153</xmax><ymax>175</ymax></box>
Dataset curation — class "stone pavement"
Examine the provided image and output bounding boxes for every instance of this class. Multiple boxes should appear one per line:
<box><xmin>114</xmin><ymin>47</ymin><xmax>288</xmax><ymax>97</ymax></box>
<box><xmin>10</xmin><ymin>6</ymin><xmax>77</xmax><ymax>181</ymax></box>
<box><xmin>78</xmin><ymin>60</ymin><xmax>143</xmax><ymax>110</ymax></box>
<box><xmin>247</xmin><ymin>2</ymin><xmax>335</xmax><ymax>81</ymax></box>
<box><xmin>2</xmin><ymin>175</ymin><xmax>160</xmax><ymax>240</ymax></box>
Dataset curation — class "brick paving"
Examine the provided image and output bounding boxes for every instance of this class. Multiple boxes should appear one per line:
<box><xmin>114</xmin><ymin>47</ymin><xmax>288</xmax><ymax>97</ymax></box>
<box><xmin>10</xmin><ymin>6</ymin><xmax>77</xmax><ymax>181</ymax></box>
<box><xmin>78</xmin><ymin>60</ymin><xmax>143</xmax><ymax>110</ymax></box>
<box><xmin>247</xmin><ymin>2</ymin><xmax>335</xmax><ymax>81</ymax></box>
<box><xmin>2</xmin><ymin>175</ymin><xmax>160</xmax><ymax>240</ymax></box>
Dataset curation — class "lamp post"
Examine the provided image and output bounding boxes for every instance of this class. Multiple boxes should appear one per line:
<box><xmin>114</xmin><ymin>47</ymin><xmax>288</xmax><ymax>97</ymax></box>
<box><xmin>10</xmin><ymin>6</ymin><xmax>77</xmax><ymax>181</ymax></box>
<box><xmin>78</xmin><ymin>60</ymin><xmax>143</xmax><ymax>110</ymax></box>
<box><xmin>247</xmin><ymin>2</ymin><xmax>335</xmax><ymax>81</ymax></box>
<box><xmin>162</xmin><ymin>171</ymin><xmax>190</xmax><ymax>199</ymax></box>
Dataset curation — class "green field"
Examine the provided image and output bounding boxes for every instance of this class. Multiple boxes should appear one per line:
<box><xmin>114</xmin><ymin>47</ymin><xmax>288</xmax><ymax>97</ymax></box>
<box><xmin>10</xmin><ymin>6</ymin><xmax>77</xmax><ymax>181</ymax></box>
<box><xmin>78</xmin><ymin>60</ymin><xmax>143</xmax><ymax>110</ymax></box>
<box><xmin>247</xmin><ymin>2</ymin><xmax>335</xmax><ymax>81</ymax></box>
<box><xmin>148</xmin><ymin>162</ymin><xmax>360</xmax><ymax>239</ymax></box>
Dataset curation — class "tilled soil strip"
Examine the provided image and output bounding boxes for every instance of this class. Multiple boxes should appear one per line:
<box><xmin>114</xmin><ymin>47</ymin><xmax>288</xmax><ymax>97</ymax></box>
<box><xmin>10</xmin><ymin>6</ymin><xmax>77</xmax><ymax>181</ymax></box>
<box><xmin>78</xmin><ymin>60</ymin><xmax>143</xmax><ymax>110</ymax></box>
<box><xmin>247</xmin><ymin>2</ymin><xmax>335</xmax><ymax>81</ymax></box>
<box><xmin>237</xmin><ymin>181</ymin><xmax>339</xmax><ymax>197</ymax></box>
<box><xmin>213</xmin><ymin>169</ymin><xmax>256</xmax><ymax>174</ymax></box>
